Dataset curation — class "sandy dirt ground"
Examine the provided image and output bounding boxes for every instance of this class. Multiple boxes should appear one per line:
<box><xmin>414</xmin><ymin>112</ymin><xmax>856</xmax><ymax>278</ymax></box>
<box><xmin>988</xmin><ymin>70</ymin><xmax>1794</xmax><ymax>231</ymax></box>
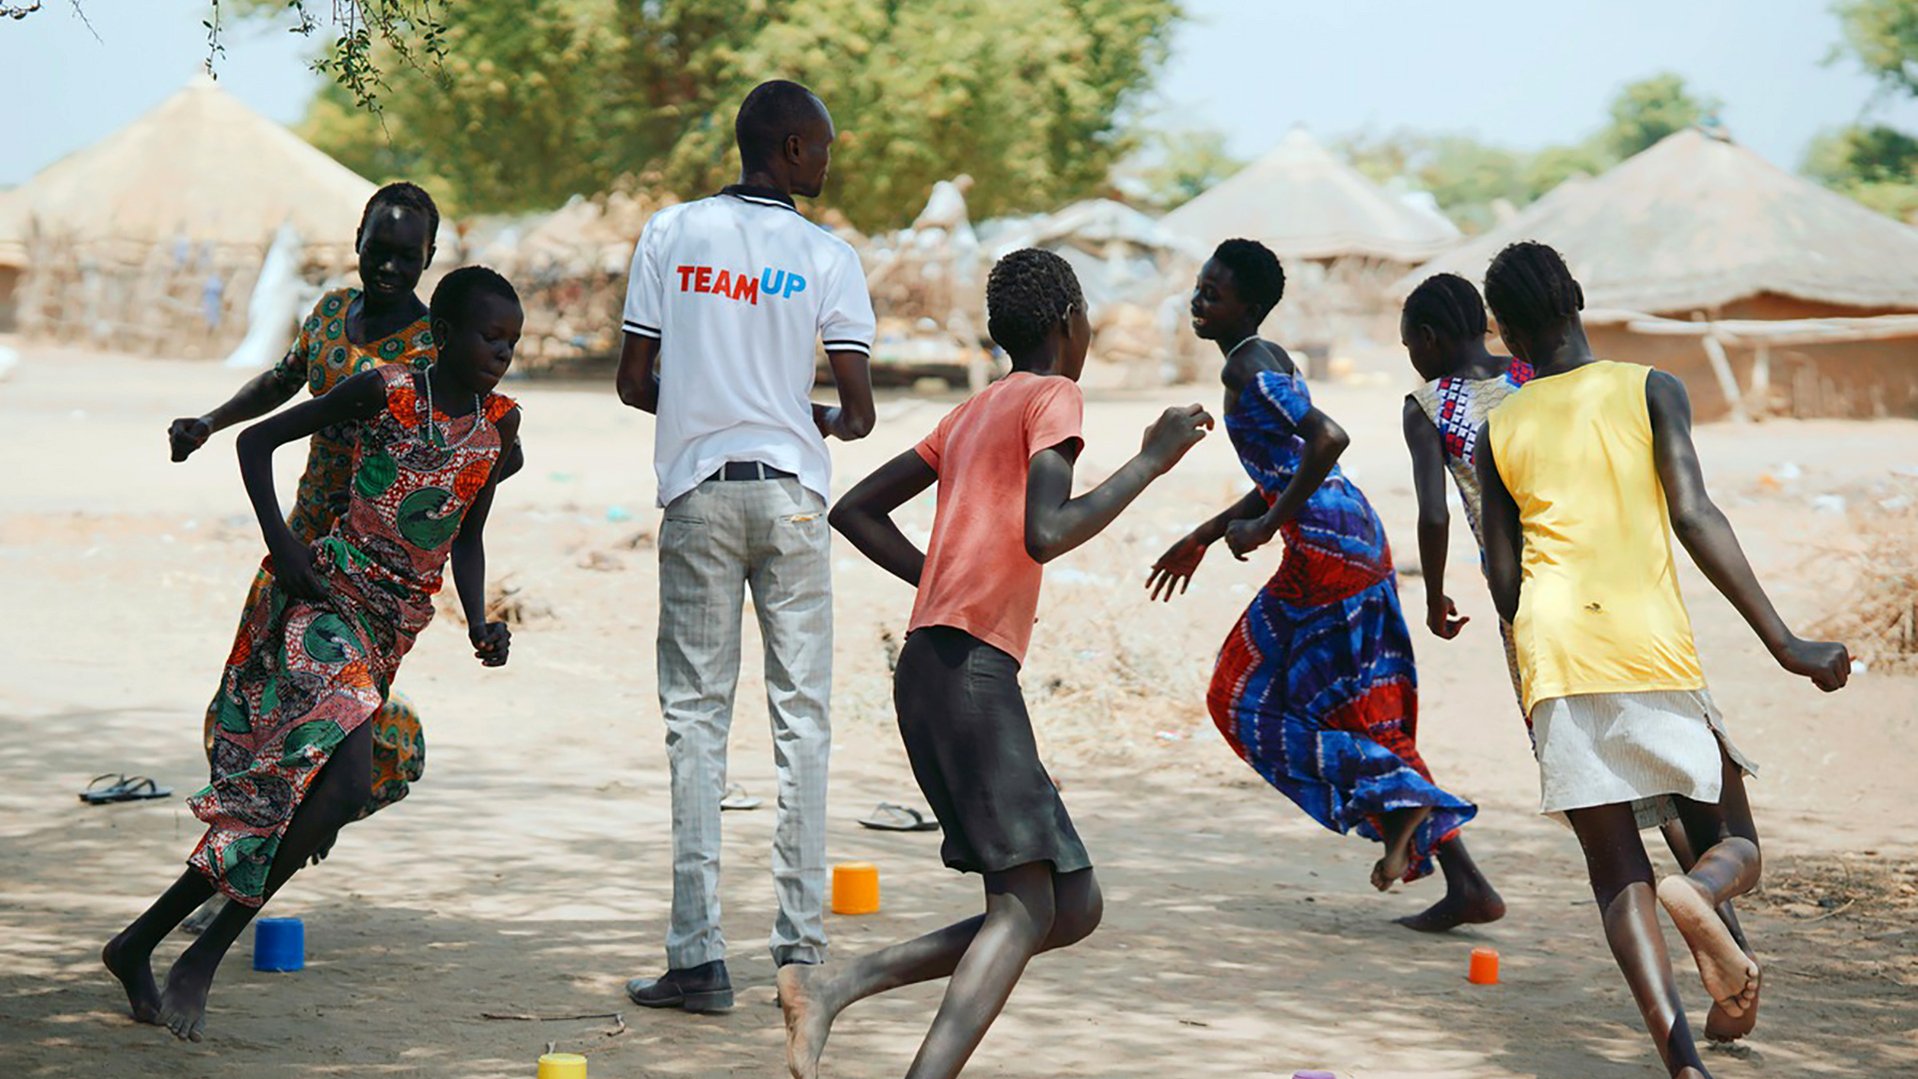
<box><xmin>1</xmin><ymin>343</ymin><xmax>1914</xmax><ymax>1078</ymax></box>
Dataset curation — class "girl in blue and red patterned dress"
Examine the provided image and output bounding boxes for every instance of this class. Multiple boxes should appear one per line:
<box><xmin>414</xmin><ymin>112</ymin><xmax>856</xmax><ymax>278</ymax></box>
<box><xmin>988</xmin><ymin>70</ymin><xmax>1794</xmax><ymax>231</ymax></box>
<box><xmin>1149</xmin><ymin>241</ymin><xmax>1503</xmax><ymax>933</ymax></box>
<box><xmin>105</xmin><ymin>268</ymin><xmax>524</xmax><ymax>1043</ymax></box>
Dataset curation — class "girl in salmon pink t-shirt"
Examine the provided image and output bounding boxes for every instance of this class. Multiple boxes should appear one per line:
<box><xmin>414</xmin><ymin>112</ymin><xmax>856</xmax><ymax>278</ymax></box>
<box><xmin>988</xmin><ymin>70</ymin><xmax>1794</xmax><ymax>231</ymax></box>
<box><xmin>775</xmin><ymin>250</ymin><xmax>1211</xmax><ymax>1079</ymax></box>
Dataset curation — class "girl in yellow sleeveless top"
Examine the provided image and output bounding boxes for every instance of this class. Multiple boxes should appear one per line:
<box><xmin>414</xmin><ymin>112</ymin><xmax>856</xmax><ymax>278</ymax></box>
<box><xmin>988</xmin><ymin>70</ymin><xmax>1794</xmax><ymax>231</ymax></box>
<box><xmin>1475</xmin><ymin>243</ymin><xmax>1850</xmax><ymax>1079</ymax></box>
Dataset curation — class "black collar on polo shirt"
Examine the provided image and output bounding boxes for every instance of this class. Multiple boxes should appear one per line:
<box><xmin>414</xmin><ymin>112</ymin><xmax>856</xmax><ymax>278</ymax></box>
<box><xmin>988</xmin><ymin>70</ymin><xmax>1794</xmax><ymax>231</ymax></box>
<box><xmin>719</xmin><ymin>183</ymin><xmax>800</xmax><ymax>212</ymax></box>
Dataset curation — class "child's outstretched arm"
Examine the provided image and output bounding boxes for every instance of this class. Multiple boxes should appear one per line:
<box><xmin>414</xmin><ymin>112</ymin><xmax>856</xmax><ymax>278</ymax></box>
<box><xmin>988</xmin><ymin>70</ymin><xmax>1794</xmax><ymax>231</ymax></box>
<box><xmin>1475</xmin><ymin>423</ymin><xmax>1523</xmax><ymax>625</ymax></box>
<box><xmin>1646</xmin><ymin>372</ymin><xmax>1850</xmax><ymax>691</ymax></box>
<box><xmin>169</xmin><ymin>368</ymin><xmax>304</xmax><ymax>462</ymax></box>
<box><xmin>1146</xmin><ymin>487</ymin><xmax>1265</xmax><ymax>602</ymax></box>
<box><xmin>829</xmin><ymin>450</ymin><xmax>940</xmax><ymax>586</ymax></box>
<box><xmin>234</xmin><ymin>371</ymin><xmax>385</xmax><ymax>600</ymax></box>
<box><xmin>1220</xmin><ymin>407</ymin><xmax>1349</xmax><ymax>561</ymax></box>
<box><xmin>450</xmin><ymin>408</ymin><xmax>522</xmax><ymax>668</ymax></box>
<box><xmin>1028</xmin><ymin>404</ymin><xmax>1212</xmax><ymax>564</ymax></box>
<box><xmin>1403</xmin><ymin>397</ymin><xmax>1466</xmax><ymax>637</ymax></box>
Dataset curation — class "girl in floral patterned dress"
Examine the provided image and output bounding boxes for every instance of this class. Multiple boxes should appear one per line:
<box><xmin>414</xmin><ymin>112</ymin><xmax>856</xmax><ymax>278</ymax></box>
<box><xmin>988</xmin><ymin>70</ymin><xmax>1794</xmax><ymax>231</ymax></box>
<box><xmin>106</xmin><ymin>267</ymin><xmax>525</xmax><ymax>1043</ymax></box>
<box><xmin>166</xmin><ymin>184</ymin><xmax>515</xmax><ymax>932</ymax></box>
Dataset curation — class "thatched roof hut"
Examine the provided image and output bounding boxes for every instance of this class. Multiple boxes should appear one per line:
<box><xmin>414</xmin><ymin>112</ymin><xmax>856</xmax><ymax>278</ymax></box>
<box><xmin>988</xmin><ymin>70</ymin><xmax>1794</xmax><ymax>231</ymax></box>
<box><xmin>0</xmin><ymin>75</ymin><xmax>394</xmax><ymax>351</ymax></box>
<box><xmin>0</xmin><ymin>74</ymin><xmax>378</xmax><ymax>263</ymax></box>
<box><xmin>1161</xmin><ymin>127</ymin><xmax>1460</xmax><ymax>366</ymax></box>
<box><xmin>1396</xmin><ymin>127</ymin><xmax>1918</xmax><ymax>419</ymax></box>
<box><xmin>1395</xmin><ymin>126</ymin><xmax>1918</xmax><ymax>314</ymax></box>
<box><xmin>1162</xmin><ymin>127</ymin><xmax>1459</xmax><ymax>264</ymax></box>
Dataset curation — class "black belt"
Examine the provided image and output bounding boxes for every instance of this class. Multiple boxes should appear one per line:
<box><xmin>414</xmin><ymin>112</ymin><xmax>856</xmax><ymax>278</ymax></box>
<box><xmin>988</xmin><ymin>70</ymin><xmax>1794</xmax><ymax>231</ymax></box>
<box><xmin>709</xmin><ymin>461</ymin><xmax>795</xmax><ymax>482</ymax></box>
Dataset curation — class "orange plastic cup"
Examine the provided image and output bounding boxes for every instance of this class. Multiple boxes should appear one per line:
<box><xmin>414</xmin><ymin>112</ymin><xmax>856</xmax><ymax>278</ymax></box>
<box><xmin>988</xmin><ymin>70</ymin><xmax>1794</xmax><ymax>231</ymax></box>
<box><xmin>832</xmin><ymin>862</ymin><xmax>880</xmax><ymax>915</ymax></box>
<box><xmin>1468</xmin><ymin>946</ymin><xmax>1500</xmax><ymax>985</ymax></box>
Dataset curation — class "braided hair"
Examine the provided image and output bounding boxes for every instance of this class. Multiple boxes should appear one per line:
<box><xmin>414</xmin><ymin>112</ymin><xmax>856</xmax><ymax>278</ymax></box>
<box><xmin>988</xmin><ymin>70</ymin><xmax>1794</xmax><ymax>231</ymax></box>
<box><xmin>430</xmin><ymin>265</ymin><xmax>519</xmax><ymax>332</ymax></box>
<box><xmin>357</xmin><ymin>181</ymin><xmax>441</xmax><ymax>250</ymax></box>
<box><xmin>985</xmin><ymin>248</ymin><xmax>1084</xmax><ymax>357</ymax></box>
<box><xmin>1211</xmin><ymin>238</ymin><xmax>1285</xmax><ymax>319</ymax></box>
<box><xmin>1402</xmin><ymin>273</ymin><xmax>1488</xmax><ymax>343</ymax></box>
<box><xmin>1484</xmin><ymin>241</ymin><xmax>1583</xmax><ymax>338</ymax></box>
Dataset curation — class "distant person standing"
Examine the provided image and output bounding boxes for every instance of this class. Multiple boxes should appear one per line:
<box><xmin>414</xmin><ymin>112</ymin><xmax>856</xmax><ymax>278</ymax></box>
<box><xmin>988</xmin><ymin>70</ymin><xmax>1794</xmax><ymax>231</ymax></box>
<box><xmin>616</xmin><ymin>79</ymin><xmax>877</xmax><ymax>1012</ymax></box>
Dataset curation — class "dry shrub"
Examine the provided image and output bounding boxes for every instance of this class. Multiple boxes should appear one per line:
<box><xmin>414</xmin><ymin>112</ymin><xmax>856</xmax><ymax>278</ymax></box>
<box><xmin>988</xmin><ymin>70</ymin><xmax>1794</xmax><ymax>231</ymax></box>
<box><xmin>1809</xmin><ymin>482</ymin><xmax>1918</xmax><ymax>672</ymax></box>
<box><xmin>435</xmin><ymin>574</ymin><xmax>556</xmax><ymax>628</ymax></box>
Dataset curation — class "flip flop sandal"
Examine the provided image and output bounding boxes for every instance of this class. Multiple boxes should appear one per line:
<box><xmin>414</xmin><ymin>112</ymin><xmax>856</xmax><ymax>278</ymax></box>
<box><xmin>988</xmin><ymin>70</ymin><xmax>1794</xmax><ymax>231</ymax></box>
<box><xmin>720</xmin><ymin>784</ymin><xmax>762</xmax><ymax>811</ymax></box>
<box><xmin>79</xmin><ymin>774</ymin><xmax>174</xmax><ymax>805</ymax></box>
<box><xmin>858</xmin><ymin>802</ymin><xmax>941</xmax><ymax>832</ymax></box>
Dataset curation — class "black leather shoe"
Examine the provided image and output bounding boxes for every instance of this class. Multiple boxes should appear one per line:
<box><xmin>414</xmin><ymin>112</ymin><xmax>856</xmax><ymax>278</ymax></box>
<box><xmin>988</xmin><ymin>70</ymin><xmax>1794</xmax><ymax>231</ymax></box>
<box><xmin>625</xmin><ymin>960</ymin><xmax>734</xmax><ymax>1013</ymax></box>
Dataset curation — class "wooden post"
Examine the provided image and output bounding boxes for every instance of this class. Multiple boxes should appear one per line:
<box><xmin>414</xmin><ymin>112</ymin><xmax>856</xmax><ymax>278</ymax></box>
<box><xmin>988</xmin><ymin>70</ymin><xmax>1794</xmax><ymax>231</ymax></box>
<box><xmin>1747</xmin><ymin>342</ymin><xmax>1771</xmax><ymax>419</ymax></box>
<box><xmin>1698</xmin><ymin>328</ymin><xmax>1749</xmax><ymax>424</ymax></box>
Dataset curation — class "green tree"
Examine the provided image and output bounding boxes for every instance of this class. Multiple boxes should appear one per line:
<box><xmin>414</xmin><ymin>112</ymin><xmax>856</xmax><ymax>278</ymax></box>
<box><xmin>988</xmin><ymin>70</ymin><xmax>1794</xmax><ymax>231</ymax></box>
<box><xmin>1597</xmin><ymin>71</ymin><xmax>1720</xmax><ymax>160</ymax></box>
<box><xmin>275</xmin><ymin>0</ymin><xmax>1183</xmax><ymax>228</ymax></box>
<box><xmin>1805</xmin><ymin>123</ymin><xmax>1918</xmax><ymax>220</ymax></box>
<box><xmin>1339</xmin><ymin>130</ymin><xmax>1529</xmax><ymax>233</ymax></box>
<box><xmin>1834</xmin><ymin>0</ymin><xmax>1918</xmax><ymax>98</ymax></box>
<box><xmin>1119</xmin><ymin>126</ymin><xmax>1243</xmax><ymax>211</ymax></box>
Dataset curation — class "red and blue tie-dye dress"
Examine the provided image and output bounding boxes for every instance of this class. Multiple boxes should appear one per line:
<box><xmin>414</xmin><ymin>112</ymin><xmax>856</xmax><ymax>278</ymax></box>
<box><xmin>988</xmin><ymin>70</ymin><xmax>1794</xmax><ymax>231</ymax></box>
<box><xmin>1206</xmin><ymin>368</ymin><xmax>1475</xmax><ymax>882</ymax></box>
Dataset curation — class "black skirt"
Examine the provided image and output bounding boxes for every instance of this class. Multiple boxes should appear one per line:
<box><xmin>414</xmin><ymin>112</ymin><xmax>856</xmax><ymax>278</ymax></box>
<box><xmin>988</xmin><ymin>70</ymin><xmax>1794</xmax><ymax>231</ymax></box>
<box><xmin>893</xmin><ymin>625</ymin><xmax>1091</xmax><ymax>875</ymax></box>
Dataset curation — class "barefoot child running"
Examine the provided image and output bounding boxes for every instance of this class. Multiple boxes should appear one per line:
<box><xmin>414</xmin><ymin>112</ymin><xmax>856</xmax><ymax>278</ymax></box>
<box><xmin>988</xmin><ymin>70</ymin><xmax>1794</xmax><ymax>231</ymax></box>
<box><xmin>162</xmin><ymin>184</ymin><xmax>519</xmax><ymax>932</ymax></box>
<box><xmin>1401</xmin><ymin>273</ymin><xmax>1765</xmax><ymax>1038</ymax></box>
<box><xmin>1475</xmin><ymin>242</ymin><xmax>1850</xmax><ymax>1079</ymax></box>
<box><xmin>781</xmin><ymin>249</ymin><xmax>1211</xmax><ymax>1079</ymax></box>
<box><xmin>1150</xmin><ymin>241</ymin><xmax>1503</xmax><ymax>932</ymax></box>
<box><xmin>104</xmin><ymin>267</ymin><xmax>525</xmax><ymax>1042</ymax></box>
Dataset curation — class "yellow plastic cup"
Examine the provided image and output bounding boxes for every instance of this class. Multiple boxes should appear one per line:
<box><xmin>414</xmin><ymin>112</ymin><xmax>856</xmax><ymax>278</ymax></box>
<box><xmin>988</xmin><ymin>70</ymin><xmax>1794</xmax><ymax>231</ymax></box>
<box><xmin>538</xmin><ymin>1052</ymin><xmax>588</xmax><ymax>1079</ymax></box>
<box><xmin>832</xmin><ymin>861</ymin><xmax>880</xmax><ymax>915</ymax></box>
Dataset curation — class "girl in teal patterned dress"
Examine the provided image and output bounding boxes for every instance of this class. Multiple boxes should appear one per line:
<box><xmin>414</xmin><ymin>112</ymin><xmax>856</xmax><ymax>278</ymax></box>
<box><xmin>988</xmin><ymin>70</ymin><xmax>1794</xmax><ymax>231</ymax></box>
<box><xmin>107</xmin><ymin>268</ymin><xmax>524</xmax><ymax>1043</ymax></box>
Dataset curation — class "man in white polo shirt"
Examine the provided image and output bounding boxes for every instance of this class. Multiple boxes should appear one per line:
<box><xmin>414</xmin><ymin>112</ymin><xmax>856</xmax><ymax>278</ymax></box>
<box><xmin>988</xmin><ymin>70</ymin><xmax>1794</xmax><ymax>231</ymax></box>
<box><xmin>615</xmin><ymin>80</ymin><xmax>876</xmax><ymax>1013</ymax></box>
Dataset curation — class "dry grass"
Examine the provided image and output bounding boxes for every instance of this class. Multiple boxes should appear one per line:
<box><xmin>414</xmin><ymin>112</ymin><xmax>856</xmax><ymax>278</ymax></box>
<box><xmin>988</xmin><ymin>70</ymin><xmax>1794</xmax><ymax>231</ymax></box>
<box><xmin>1809</xmin><ymin>479</ymin><xmax>1918</xmax><ymax>673</ymax></box>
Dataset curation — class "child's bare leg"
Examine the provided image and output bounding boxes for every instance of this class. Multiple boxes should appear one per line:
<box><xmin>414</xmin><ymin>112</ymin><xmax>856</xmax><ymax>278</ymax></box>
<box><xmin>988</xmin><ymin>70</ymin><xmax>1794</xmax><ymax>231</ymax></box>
<box><xmin>158</xmin><ymin>722</ymin><xmax>373</xmax><ymax>1042</ymax></box>
<box><xmin>1396</xmin><ymin>834</ymin><xmax>1507</xmax><ymax>932</ymax></box>
<box><xmin>1567</xmin><ymin>802</ymin><xmax>1710</xmax><ymax>1078</ymax></box>
<box><xmin>104</xmin><ymin>871</ymin><xmax>217</xmax><ymax>1023</ymax></box>
<box><xmin>1371</xmin><ymin>806</ymin><xmax>1434</xmax><ymax>890</ymax></box>
<box><xmin>1659</xmin><ymin>746</ymin><xmax>1761</xmax><ymax>1021</ymax></box>
<box><xmin>779</xmin><ymin>865</ymin><xmax>1100</xmax><ymax>1079</ymax></box>
<box><xmin>1660</xmin><ymin>786</ymin><xmax>1758</xmax><ymax>1042</ymax></box>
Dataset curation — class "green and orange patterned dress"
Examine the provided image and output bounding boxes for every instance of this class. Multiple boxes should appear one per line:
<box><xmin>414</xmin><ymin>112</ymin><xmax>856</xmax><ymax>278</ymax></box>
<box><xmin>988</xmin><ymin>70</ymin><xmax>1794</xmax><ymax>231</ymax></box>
<box><xmin>202</xmin><ymin>288</ymin><xmax>436</xmax><ymax>817</ymax></box>
<box><xmin>190</xmin><ymin>364</ymin><xmax>518</xmax><ymax>904</ymax></box>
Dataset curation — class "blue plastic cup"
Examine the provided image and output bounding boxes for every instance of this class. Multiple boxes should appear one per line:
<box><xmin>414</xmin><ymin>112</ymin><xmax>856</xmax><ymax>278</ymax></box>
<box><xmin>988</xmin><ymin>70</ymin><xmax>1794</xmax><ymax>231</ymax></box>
<box><xmin>253</xmin><ymin>917</ymin><xmax>305</xmax><ymax>972</ymax></box>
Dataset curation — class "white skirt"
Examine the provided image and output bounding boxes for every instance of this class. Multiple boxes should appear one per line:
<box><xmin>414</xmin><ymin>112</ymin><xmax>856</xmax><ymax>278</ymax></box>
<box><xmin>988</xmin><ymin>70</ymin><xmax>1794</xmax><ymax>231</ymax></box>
<box><xmin>1531</xmin><ymin>689</ymin><xmax>1757</xmax><ymax>830</ymax></box>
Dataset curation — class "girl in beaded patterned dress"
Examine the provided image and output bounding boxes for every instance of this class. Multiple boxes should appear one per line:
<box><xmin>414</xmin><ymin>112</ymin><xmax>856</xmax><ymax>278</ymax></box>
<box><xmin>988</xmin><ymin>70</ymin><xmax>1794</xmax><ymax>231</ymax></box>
<box><xmin>1149</xmin><ymin>241</ymin><xmax>1504</xmax><ymax>933</ymax></box>
<box><xmin>105</xmin><ymin>268</ymin><xmax>524</xmax><ymax>1043</ymax></box>
<box><xmin>1399</xmin><ymin>273</ymin><xmax>1533</xmax><ymax>716</ymax></box>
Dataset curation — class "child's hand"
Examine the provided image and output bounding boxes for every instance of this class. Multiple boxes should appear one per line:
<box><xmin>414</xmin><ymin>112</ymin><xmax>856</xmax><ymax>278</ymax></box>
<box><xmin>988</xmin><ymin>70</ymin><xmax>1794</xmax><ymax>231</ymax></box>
<box><xmin>1426</xmin><ymin>595</ymin><xmax>1470</xmax><ymax>639</ymax></box>
<box><xmin>1776</xmin><ymin>635</ymin><xmax>1850</xmax><ymax>691</ymax></box>
<box><xmin>168</xmin><ymin>416</ymin><xmax>212</xmax><ymax>462</ymax></box>
<box><xmin>471</xmin><ymin>621</ymin><xmax>512</xmax><ymax>667</ymax></box>
<box><xmin>1224</xmin><ymin>517</ymin><xmax>1277</xmax><ymax>560</ymax></box>
<box><xmin>1140</xmin><ymin>404</ymin><xmax>1214</xmax><ymax>474</ymax></box>
<box><xmin>1147</xmin><ymin>532</ymin><xmax>1210</xmax><ymax>601</ymax></box>
<box><xmin>269</xmin><ymin>542</ymin><xmax>330</xmax><ymax>602</ymax></box>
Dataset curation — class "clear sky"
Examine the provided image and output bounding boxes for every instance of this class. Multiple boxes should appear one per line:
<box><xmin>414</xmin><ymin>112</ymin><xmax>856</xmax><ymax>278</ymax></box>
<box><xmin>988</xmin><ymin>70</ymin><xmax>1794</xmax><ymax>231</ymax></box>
<box><xmin>4</xmin><ymin>0</ymin><xmax>1915</xmax><ymax>187</ymax></box>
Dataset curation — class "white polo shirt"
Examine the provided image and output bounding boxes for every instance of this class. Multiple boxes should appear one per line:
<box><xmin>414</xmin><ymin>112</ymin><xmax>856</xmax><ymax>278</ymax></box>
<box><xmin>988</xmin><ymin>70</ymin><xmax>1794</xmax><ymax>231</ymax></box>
<box><xmin>624</xmin><ymin>188</ymin><xmax>876</xmax><ymax>507</ymax></box>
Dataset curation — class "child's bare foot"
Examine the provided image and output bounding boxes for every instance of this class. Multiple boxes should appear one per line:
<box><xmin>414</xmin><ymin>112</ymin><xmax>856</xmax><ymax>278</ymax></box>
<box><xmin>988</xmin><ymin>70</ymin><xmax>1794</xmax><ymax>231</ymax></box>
<box><xmin>1704</xmin><ymin>947</ymin><xmax>1760</xmax><ymax>1042</ymax></box>
<box><xmin>158</xmin><ymin>952</ymin><xmax>216</xmax><ymax>1042</ymax></box>
<box><xmin>777</xmin><ymin>961</ymin><xmax>841</xmax><ymax>1079</ymax></box>
<box><xmin>1658</xmin><ymin>874</ymin><xmax>1759</xmax><ymax>1018</ymax></box>
<box><xmin>178</xmin><ymin>896</ymin><xmax>222</xmax><ymax>937</ymax></box>
<box><xmin>1395</xmin><ymin>881</ymin><xmax>1507</xmax><ymax>933</ymax></box>
<box><xmin>1372</xmin><ymin>807</ymin><xmax>1432</xmax><ymax>891</ymax></box>
<box><xmin>101</xmin><ymin>931</ymin><xmax>161</xmax><ymax>1024</ymax></box>
<box><xmin>1676</xmin><ymin>1067</ymin><xmax>1711</xmax><ymax>1079</ymax></box>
